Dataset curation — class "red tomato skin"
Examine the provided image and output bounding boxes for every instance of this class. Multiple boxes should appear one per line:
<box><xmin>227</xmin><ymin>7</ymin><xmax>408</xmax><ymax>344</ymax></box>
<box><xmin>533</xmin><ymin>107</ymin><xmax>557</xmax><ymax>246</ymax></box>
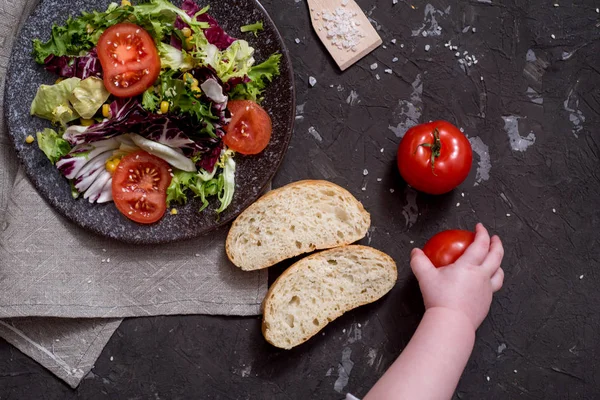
<box><xmin>397</xmin><ymin>121</ymin><xmax>472</xmax><ymax>195</ymax></box>
<box><xmin>422</xmin><ymin>230</ymin><xmax>475</xmax><ymax>268</ymax></box>
<box><xmin>97</xmin><ymin>23</ymin><xmax>161</xmax><ymax>98</ymax></box>
<box><xmin>111</xmin><ymin>151</ymin><xmax>171</xmax><ymax>224</ymax></box>
<box><xmin>223</xmin><ymin>100</ymin><xmax>272</xmax><ymax>155</ymax></box>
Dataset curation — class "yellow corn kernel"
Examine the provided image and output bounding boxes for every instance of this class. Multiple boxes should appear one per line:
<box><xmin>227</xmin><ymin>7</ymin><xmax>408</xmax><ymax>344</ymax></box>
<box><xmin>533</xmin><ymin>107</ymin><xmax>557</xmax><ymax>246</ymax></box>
<box><xmin>25</xmin><ymin>135</ymin><xmax>35</xmax><ymax>144</ymax></box>
<box><xmin>55</xmin><ymin>77</ymin><xmax>64</xmax><ymax>84</ymax></box>
<box><xmin>183</xmin><ymin>72</ymin><xmax>193</xmax><ymax>83</ymax></box>
<box><xmin>185</xmin><ymin>36</ymin><xmax>194</xmax><ymax>47</ymax></box>
<box><xmin>105</xmin><ymin>156</ymin><xmax>121</xmax><ymax>174</ymax></box>
<box><xmin>102</xmin><ymin>104</ymin><xmax>111</xmax><ymax>118</ymax></box>
<box><xmin>160</xmin><ymin>101</ymin><xmax>170</xmax><ymax>114</ymax></box>
<box><xmin>121</xmin><ymin>0</ymin><xmax>131</xmax><ymax>6</ymax></box>
<box><xmin>182</xmin><ymin>27</ymin><xmax>192</xmax><ymax>37</ymax></box>
<box><xmin>170</xmin><ymin>209</ymin><xmax>178</xmax><ymax>215</ymax></box>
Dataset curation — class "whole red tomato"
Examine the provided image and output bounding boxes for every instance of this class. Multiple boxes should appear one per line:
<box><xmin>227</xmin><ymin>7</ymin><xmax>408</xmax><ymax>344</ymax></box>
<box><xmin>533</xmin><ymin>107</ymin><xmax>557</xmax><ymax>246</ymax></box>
<box><xmin>422</xmin><ymin>230</ymin><xmax>475</xmax><ymax>268</ymax></box>
<box><xmin>397</xmin><ymin>121</ymin><xmax>472</xmax><ymax>195</ymax></box>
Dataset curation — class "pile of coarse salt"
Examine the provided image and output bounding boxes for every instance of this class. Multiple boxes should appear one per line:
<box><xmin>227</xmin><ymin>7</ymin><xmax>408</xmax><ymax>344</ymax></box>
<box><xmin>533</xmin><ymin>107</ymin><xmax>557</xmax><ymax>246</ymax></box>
<box><xmin>317</xmin><ymin>3</ymin><xmax>365</xmax><ymax>52</ymax></box>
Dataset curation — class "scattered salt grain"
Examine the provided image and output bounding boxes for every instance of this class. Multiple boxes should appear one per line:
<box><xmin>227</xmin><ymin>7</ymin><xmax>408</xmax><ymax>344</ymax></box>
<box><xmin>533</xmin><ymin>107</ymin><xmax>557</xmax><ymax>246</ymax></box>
<box><xmin>455</xmin><ymin>52</ymin><xmax>460</xmax><ymax>57</ymax></box>
<box><xmin>400</xmin><ymin>43</ymin><xmax>404</xmax><ymax>48</ymax></box>
<box><xmin>363</xmin><ymin>169</ymin><xmax>369</xmax><ymax>176</ymax></box>
<box><xmin>391</xmin><ymin>38</ymin><xmax>397</xmax><ymax>44</ymax></box>
<box><xmin>456</xmin><ymin>203</ymin><xmax>460</xmax><ymax>207</ymax></box>
<box><xmin>375</xmin><ymin>74</ymin><xmax>380</xmax><ymax>80</ymax></box>
<box><xmin>102</xmin><ymin>249</ymin><xmax>106</xmax><ymax>252</ymax></box>
<box><xmin>552</xmin><ymin>208</ymin><xmax>556</xmax><ymax>213</ymax></box>
<box><xmin>472</xmin><ymin>27</ymin><xmax>477</xmax><ymax>33</ymax></box>
<box><xmin>392</xmin><ymin>57</ymin><xmax>399</xmax><ymax>63</ymax></box>
<box><xmin>370</xmin><ymin>63</ymin><xmax>378</xmax><ymax>70</ymax></box>
<box><xmin>422</xmin><ymin>31</ymin><xmax>428</xmax><ymax>37</ymax></box>
<box><xmin>506</xmin><ymin>213</ymin><xmax>511</xmax><ymax>217</ymax></box>
<box><xmin>383</xmin><ymin>45</ymin><xmax>387</xmax><ymax>49</ymax></box>
<box><xmin>101</xmin><ymin>259</ymin><xmax>106</xmax><ymax>263</ymax></box>
<box><xmin>389</xmin><ymin>188</ymin><xmax>395</xmax><ymax>193</ymax></box>
<box><xmin>110</xmin><ymin>356</ymin><xmax>114</xmax><ymax>361</ymax></box>
<box><xmin>410</xmin><ymin>240</ymin><xmax>414</xmax><ymax>244</ymax></box>
<box><xmin>380</xmin><ymin>148</ymin><xmax>384</xmax><ymax>153</ymax></box>
<box><xmin>106</xmin><ymin>258</ymin><xmax>110</xmax><ymax>263</ymax></box>
<box><xmin>377</xmin><ymin>178</ymin><xmax>382</xmax><ymax>182</ymax></box>
<box><xmin>309</xmin><ymin>76</ymin><xmax>317</xmax><ymax>87</ymax></box>
<box><xmin>597</xmin><ymin>8</ymin><xmax>599</xmax><ymax>13</ymax></box>
<box><xmin>384</xmin><ymin>68</ymin><xmax>392</xmax><ymax>74</ymax></box>
<box><xmin>342</xmin><ymin>329</ymin><xmax>346</xmax><ymax>333</ymax></box>
<box><xmin>425</xmin><ymin>44</ymin><xmax>431</xmax><ymax>51</ymax></box>
<box><xmin>393</xmin><ymin>0</ymin><xmax>398</xmax><ymax>4</ymax></box>
<box><xmin>294</xmin><ymin>38</ymin><xmax>300</xmax><ymax>44</ymax></box>
<box><xmin>514</xmin><ymin>370</ymin><xmax>518</xmax><ymax>374</ymax></box>
<box><xmin>551</xmin><ymin>34</ymin><xmax>556</xmax><ymax>39</ymax></box>
<box><xmin>195</xmin><ymin>253</ymin><xmax>200</xmax><ymax>257</ymax></box>
<box><xmin>553</xmin><ymin>3</ymin><xmax>559</xmax><ymax>6</ymax></box>
<box><xmin>580</xmin><ymin>275</ymin><xmax>584</xmax><ymax>280</ymax></box>
<box><xmin>358</xmin><ymin>323</ymin><xmax>362</xmax><ymax>328</ymax></box>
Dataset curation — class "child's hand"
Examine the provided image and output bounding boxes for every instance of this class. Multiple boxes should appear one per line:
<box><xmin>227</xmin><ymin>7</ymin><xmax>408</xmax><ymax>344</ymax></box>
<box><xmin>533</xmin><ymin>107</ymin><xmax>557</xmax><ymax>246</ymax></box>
<box><xmin>410</xmin><ymin>223</ymin><xmax>505</xmax><ymax>330</ymax></box>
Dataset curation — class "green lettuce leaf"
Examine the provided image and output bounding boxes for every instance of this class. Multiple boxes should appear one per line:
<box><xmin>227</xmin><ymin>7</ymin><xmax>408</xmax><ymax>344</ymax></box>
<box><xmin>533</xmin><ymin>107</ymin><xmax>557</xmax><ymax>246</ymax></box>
<box><xmin>229</xmin><ymin>53</ymin><xmax>281</xmax><ymax>102</ymax></box>
<box><xmin>142</xmin><ymin>87</ymin><xmax>160</xmax><ymax>112</ymax></box>
<box><xmin>240</xmin><ymin>21</ymin><xmax>264</xmax><ymax>37</ymax></box>
<box><xmin>36</xmin><ymin>128</ymin><xmax>72</xmax><ymax>164</ymax></box>
<box><xmin>68</xmin><ymin>77</ymin><xmax>110</xmax><ymax>118</ymax></box>
<box><xmin>30</xmin><ymin>77</ymin><xmax>82</xmax><ymax>125</ymax></box>
<box><xmin>166</xmin><ymin>170</ymin><xmax>197</xmax><ymax>206</ymax></box>
<box><xmin>157</xmin><ymin>42</ymin><xmax>195</xmax><ymax>71</ymax></box>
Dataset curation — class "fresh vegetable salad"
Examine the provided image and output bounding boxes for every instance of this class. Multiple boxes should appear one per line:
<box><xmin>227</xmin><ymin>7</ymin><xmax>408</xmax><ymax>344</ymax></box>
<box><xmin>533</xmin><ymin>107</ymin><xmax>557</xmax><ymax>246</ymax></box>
<box><xmin>30</xmin><ymin>0</ymin><xmax>280</xmax><ymax>224</ymax></box>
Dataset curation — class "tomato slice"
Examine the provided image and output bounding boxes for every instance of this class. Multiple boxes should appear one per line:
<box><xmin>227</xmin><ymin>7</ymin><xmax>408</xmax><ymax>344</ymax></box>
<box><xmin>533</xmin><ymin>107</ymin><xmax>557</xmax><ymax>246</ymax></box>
<box><xmin>223</xmin><ymin>100</ymin><xmax>272</xmax><ymax>155</ymax></box>
<box><xmin>111</xmin><ymin>151</ymin><xmax>172</xmax><ymax>224</ymax></box>
<box><xmin>97</xmin><ymin>23</ymin><xmax>161</xmax><ymax>98</ymax></box>
<box><xmin>422</xmin><ymin>230</ymin><xmax>476</xmax><ymax>268</ymax></box>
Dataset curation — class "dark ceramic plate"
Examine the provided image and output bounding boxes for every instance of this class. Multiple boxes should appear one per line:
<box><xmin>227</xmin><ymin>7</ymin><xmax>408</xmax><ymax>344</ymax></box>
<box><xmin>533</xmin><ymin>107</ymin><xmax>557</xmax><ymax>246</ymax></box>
<box><xmin>5</xmin><ymin>0</ymin><xmax>295</xmax><ymax>244</ymax></box>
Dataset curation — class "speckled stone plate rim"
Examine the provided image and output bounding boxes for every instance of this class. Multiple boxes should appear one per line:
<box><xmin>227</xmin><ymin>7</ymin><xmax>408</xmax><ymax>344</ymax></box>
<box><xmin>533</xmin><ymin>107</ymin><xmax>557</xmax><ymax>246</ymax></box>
<box><xmin>4</xmin><ymin>0</ymin><xmax>295</xmax><ymax>244</ymax></box>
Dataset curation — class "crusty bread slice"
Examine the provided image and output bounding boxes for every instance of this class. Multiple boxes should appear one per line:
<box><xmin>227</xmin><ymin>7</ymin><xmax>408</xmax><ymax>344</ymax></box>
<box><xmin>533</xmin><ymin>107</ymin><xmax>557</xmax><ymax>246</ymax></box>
<box><xmin>226</xmin><ymin>180</ymin><xmax>370</xmax><ymax>271</ymax></box>
<box><xmin>262</xmin><ymin>245</ymin><xmax>397</xmax><ymax>349</ymax></box>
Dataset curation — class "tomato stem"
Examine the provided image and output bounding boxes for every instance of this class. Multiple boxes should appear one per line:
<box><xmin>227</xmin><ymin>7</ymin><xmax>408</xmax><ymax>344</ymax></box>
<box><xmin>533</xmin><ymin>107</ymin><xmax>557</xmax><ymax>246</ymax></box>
<box><xmin>415</xmin><ymin>128</ymin><xmax>442</xmax><ymax>176</ymax></box>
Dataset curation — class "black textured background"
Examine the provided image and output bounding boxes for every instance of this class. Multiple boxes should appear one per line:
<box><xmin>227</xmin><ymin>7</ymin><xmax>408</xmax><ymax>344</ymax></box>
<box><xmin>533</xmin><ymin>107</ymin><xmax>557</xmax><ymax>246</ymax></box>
<box><xmin>1</xmin><ymin>0</ymin><xmax>600</xmax><ymax>398</ymax></box>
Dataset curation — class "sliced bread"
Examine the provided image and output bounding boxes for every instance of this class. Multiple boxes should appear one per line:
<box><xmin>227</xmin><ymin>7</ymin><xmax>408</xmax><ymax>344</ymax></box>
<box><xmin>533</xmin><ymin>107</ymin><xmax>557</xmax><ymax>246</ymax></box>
<box><xmin>226</xmin><ymin>180</ymin><xmax>371</xmax><ymax>271</ymax></box>
<box><xmin>262</xmin><ymin>245</ymin><xmax>397</xmax><ymax>349</ymax></box>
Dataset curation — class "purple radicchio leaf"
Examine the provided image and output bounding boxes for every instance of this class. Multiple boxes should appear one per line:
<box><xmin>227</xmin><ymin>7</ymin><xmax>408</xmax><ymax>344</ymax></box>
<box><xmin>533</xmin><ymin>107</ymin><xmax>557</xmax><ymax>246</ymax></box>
<box><xmin>44</xmin><ymin>48</ymin><xmax>102</xmax><ymax>79</ymax></box>
<box><xmin>62</xmin><ymin>97</ymin><xmax>224</xmax><ymax>171</ymax></box>
<box><xmin>177</xmin><ymin>0</ymin><xmax>236</xmax><ymax>50</ymax></box>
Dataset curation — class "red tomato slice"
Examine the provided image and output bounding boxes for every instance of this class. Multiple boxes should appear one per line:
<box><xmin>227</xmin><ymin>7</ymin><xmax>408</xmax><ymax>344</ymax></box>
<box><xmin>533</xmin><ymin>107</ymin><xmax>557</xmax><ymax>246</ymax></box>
<box><xmin>97</xmin><ymin>23</ymin><xmax>161</xmax><ymax>98</ymax></box>
<box><xmin>223</xmin><ymin>100</ymin><xmax>272</xmax><ymax>155</ymax></box>
<box><xmin>397</xmin><ymin>121</ymin><xmax>473</xmax><ymax>195</ymax></box>
<box><xmin>111</xmin><ymin>151</ymin><xmax>172</xmax><ymax>224</ymax></box>
<box><xmin>422</xmin><ymin>230</ymin><xmax>476</xmax><ymax>268</ymax></box>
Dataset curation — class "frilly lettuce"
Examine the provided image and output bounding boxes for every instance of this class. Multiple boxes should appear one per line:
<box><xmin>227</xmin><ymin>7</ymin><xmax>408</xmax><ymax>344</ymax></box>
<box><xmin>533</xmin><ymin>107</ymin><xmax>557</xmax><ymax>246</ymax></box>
<box><xmin>157</xmin><ymin>42</ymin><xmax>195</xmax><ymax>71</ymax></box>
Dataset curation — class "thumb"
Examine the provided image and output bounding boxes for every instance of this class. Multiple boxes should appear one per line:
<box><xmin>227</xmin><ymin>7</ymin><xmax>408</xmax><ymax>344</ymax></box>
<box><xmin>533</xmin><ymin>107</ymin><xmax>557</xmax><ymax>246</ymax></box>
<box><xmin>410</xmin><ymin>248</ymin><xmax>436</xmax><ymax>281</ymax></box>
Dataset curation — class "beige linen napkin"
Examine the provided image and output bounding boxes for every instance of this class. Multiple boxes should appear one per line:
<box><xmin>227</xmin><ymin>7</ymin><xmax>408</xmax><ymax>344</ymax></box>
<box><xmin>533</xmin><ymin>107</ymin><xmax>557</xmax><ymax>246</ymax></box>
<box><xmin>0</xmin><ymin>0</ymin><xmax>268</xmax><ymax>388</ymax></box>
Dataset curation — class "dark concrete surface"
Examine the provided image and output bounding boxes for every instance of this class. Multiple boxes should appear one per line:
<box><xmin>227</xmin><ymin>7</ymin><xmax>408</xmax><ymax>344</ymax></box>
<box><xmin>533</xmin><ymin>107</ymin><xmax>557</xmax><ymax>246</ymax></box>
<box><xmin>1</xmin><ymin>0</ymin><xmax>599</xmax><ymax>398</ymax></box>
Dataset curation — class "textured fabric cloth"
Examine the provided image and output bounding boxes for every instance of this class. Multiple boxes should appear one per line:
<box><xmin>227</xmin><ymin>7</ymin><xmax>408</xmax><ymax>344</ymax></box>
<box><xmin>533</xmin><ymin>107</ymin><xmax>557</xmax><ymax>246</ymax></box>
<box><xmin>0</xmin><ymin>0</ymin><xmax>268</xmax><ymax>388</ymax></box>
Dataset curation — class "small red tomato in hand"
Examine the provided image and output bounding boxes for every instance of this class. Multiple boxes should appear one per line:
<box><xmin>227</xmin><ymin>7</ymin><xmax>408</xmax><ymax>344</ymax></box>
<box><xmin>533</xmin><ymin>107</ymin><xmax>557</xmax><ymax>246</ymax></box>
<box><xmin>224</xmin><ymin>100</ymin><xmax>272</xmax><ymax>155</ymax></box>
<box><xmin>97</xmin><ymin>23</ymin><xmax>161</xmax><ymax>97</ymax></box>
<box><xmin>422</xmin><ymin>230</ymin><xmax>476</xmax><ymax>268</ymax></box>
<box><xmin>397</xmin><ymin>121</ymin><xmax>472</xmax><ymax>195</ymax></box>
